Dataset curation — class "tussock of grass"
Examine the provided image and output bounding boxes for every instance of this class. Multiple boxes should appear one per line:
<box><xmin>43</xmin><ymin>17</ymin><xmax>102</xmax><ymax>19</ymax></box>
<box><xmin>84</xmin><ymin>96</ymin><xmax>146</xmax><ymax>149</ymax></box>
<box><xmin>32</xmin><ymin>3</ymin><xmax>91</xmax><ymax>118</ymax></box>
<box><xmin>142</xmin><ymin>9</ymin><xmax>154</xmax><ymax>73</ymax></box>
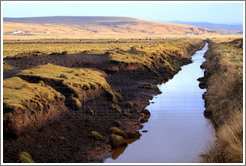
<box><xmin>89</xmin><ymin>131</ymin><xmax>103</xmax><ymax>140</ymax></box>
<box><xmin>17</xmin><ymin>64</ymin><xmax>107</xmax><ymax>88</ymax></box>
<box><xmin>3</xmin><ymin>77</ymin><xmax>65</xmax><ymax>113</ymax></box>
<box><xmin>202</xmin><ymin>110</ymin><xmax>243</xmax><ymax>163</ymax></box>
<box><xmin>109</xmin><ymin>134</ymin><xmax>126</xmax><ymax>148</ymax></box>
<box><xmin>108</xmin><ymin>39</ymin><xmax>203</xmax><ymax>75</ymax></box>
<box><xmin>72</xmin><ymin>97</ymin><xmax>82</xmax><ymax>110</ymax></box>
<box><xmin>16</xmin><ymin>63</ymin><xmax>118</xmax><ymax>100</ymax></box>
<box><xmin>109</xmin><ymin>127</ymin><xmax>127</xmax><ymax>139</ymax></box>
<box><xmin>111</xmin><ymin>104</ymin><xmax>122</xmax><ymax>113</ymax></box>
<box><xmin>17</xmin><ymin>152</ymin><xmax>35</xmax><ymax>163</ymax></box>
<box><xmin>86</xmin><ymin>108</ymin><xmax>95</xmax><ymax>116</ymax></box>
<box><xmin>201</xmin><ymin>39</ymin><xmax>243</xmax><ymax>163</ymax></box>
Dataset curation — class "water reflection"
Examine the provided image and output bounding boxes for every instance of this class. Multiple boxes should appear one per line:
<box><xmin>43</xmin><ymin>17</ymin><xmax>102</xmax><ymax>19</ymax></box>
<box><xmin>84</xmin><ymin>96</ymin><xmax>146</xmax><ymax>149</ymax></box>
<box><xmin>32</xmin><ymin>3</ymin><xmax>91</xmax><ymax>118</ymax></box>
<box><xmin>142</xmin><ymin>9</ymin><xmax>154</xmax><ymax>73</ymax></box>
<box><xmin>111</xmin><ymin>137</ymin><xmax>140</xmax><ymax>160</ymax></box>
<box><xmin>104</xmin><ymin>43</ymin><xmax>214</xmax><ymax>163</ymax></box>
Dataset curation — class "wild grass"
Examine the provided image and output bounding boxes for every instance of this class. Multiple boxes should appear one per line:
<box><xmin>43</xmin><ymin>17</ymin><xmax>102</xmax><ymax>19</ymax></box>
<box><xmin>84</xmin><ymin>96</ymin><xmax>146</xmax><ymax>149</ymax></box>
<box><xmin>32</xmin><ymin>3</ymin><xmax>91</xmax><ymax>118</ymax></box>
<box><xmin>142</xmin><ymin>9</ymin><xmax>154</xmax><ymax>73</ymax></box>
<box><xmin>89</xmin><ymin>131</ymin><xmax>103</xmax><ymax>140</ymax></box>
<box><xmin>202</xmin><ymin>110</ymin><xmax>243</xmax><ymax>163</ymax></box>
<box><xmin>111</xmin><ymin>104</ymin><xmax>122</xmax><ymax>113</ymax></box>
<box><xmin>109</xmin><ymin>127</ymin><xmax>127</xmax><ymax>139</ymax></box>
<box><xmin>201</xmin><ymin>39</ymin><xmax>243</xmax><ymax>163</ymax></box>
<box><xmin>17</xmin><ymin>64</ymin><xmax>121</xmax><ymax>102</ymax></box>
<box><xmin>3</xmin><ymin>42</ymin><xmax>151</xmax><ymax>58</ymax></box>
<box><xmin>3</xmin><ymin>61</ymin><xmax>16</xmax><ymax>71</ymax></box>
<box><xmin>72</xmin><ymin>97</ymin><xmax>82</xmax><ymax>110</ymax></box>
<box><xmin>108</xmin><ymin>39</ymin><xmax>204</xmax><ymax>75</ymax></box>
<box><xmin>4</xmin><ymin>64</ymin><xmax>121</xmax><ymax>119</ymax></box>
<box><xmin>3</xmin><ymin>77</ymin><xmax>65</xmax><ymax>113</ymax></box>
<box><xmin>208</xmin><ymin>35</ymin><xmax>243</xmax><ymax>43</ymax></box>
<box><xmin>17</xmin><ymin>152</ymin><xmax>35</xmax><ymax>163</ymax></box>
<box><xmin>16</xmin><ymin>63</ymin><xmax>110</xmax><ymax>93</ymax></box>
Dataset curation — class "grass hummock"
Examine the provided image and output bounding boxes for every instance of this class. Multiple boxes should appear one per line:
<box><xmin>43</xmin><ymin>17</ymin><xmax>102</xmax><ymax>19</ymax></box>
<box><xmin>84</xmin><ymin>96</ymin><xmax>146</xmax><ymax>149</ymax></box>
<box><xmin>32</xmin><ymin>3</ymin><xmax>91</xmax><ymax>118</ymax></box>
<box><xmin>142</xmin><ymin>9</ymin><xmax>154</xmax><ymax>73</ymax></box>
<box><xmin>16</xmin><ymin>63</ymin><xmax>119</xmax><ymax>101</ymax></box>
<box><xmin>3</xmin><ymin>76</ymin><xmax>65</xmax><ymax>113</ymax></box>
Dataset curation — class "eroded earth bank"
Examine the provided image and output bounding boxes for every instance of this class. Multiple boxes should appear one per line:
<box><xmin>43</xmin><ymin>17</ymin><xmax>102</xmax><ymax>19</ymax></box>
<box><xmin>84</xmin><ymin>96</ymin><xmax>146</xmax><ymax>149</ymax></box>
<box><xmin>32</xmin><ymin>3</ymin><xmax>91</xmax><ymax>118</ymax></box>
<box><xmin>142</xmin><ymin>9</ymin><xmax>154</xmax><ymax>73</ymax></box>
<box><xmin>3</xmin><ymin>39</ymin><xmax>205</xmax><ymax>163</ymax></box>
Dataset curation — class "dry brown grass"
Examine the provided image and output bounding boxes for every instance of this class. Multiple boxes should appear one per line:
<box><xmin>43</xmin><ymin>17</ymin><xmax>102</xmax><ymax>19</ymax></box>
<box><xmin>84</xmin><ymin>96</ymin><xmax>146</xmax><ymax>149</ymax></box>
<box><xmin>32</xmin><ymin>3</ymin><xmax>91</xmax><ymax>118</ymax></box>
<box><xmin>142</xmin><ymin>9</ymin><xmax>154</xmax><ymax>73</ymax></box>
<box><xmin>202</xmin><ymin>110</ymin><xmax>243</xmax><ymax>163</ymax></box>
<box><xmin>201</xmin><ymin>39</ymin><xmax>243</xmax><ymax>163</ymax></box>
<box><xmin>3</xmin><ymin>42</ymin><xmax>150</xmax><ymax>58</ymax></box>
<box><xmin>3</xmin><ymin>61</ymin><xmax>16</xmax><ymax>71</ymax></box>
<box><xmin>206</xmin><ymin>35</ymin><xmax>243</xmax><ymax>43</ymax></box>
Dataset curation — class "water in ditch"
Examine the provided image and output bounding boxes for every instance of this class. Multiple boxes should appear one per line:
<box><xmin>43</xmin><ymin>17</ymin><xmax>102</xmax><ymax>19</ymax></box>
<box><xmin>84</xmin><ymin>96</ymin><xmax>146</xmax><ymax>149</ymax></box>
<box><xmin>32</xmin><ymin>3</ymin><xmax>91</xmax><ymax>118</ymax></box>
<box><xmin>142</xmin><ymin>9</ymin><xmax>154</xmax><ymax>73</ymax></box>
<box><xmin>104</xmin><ymin>43</ymin><xmax>215</xmax><ymax>163</ymax></box>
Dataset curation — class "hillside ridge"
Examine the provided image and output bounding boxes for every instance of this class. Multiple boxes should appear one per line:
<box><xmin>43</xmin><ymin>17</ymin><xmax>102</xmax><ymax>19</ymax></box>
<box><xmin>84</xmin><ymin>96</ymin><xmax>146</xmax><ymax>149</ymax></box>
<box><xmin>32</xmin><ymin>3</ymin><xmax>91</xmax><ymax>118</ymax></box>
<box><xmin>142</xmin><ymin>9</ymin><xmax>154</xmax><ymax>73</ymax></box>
<box><xmin>3</xmin><ymin>16</ymin><xmax>217</xmax><ymax>39</ymax></box>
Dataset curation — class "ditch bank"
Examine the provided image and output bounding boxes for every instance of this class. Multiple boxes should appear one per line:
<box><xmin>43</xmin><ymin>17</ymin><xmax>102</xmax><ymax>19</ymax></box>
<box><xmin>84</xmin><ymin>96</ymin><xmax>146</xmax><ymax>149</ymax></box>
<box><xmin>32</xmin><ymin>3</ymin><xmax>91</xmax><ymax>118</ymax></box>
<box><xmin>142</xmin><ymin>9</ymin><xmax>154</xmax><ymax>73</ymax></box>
<box><xmin>3</xmin><ymin>39</ymin><xmax>205</xmax><ymax>163</ymax></box>
<box><xmin>199</xmin><ymin>39</ymin><xmax>243</xmax><ymax>163</ymax></box>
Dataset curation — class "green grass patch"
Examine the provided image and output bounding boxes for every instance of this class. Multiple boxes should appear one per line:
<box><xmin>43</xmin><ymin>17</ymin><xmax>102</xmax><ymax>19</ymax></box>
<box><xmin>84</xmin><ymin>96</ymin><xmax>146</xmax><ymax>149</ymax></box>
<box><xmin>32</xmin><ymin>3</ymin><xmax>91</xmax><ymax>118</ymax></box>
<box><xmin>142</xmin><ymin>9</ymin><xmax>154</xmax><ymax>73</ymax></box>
<box><xmin>16</xmin><ymin>64</ymin><xmax>117</xmax><ymax>98</ymax></box>
<box><xmin>17</xmin><ymin>152</ymin><xmax>35</xmax><ymax>163</ymax></box>
<box><xmin>89</xmin><ymin>131</ymin><xmax>103</xmax><ymax>140</ymax></box>
<box><xmin>3</xmin><ymin>77</ymin><xmax>65</xmax><ymax>112</ymax></box>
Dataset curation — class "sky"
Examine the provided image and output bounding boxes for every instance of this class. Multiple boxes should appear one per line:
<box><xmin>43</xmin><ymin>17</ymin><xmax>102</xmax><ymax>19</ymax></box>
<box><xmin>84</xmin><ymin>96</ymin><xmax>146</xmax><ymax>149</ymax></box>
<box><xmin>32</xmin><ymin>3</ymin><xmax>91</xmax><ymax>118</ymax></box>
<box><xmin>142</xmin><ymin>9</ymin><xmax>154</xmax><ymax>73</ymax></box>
<box><xmin>2</xmin><ymin>1</ymin><xmax>244</xmax><ymax>25</ymax></box>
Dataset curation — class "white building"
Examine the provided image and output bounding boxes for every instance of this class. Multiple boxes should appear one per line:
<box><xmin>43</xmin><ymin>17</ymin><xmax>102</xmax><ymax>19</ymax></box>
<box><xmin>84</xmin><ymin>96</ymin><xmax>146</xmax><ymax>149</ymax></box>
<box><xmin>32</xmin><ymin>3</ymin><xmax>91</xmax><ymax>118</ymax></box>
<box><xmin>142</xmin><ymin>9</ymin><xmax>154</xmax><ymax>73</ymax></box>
<box><xmin>9</xmin><ymin>30</ymin><xmax>25</xmax><ymax>34</ymax></box>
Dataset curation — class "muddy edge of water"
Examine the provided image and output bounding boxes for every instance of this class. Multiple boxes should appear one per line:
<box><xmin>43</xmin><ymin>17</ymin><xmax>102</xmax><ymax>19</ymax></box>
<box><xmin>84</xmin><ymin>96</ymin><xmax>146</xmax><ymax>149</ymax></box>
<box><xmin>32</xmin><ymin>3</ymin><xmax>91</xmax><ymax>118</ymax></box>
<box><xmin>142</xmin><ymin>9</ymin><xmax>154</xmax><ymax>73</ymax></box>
<box><xmin>104</xmin><ymin>42</ymin><xmax>215</xmax><ymax>163</ymax></box>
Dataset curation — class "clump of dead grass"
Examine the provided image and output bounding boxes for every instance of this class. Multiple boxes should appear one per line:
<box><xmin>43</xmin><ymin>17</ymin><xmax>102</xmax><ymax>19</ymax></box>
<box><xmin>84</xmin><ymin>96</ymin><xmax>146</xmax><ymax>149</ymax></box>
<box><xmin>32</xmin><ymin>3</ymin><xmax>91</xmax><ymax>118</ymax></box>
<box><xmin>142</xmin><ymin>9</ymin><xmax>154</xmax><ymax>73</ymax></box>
<box><xmin>201</xmin><ymin>39</ymin><xmax>243</xmax><ymax>163</ymax></box>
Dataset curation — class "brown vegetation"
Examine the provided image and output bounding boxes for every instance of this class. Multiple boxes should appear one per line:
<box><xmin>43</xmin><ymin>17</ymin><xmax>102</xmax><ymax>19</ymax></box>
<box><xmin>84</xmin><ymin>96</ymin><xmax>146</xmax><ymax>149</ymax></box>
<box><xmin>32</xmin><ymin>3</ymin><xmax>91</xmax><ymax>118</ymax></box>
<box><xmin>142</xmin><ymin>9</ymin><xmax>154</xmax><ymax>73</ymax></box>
<box><xmin>200</xmin><ymin>39</ymin><xmax>243</xmax><ymax>163</ymax></box>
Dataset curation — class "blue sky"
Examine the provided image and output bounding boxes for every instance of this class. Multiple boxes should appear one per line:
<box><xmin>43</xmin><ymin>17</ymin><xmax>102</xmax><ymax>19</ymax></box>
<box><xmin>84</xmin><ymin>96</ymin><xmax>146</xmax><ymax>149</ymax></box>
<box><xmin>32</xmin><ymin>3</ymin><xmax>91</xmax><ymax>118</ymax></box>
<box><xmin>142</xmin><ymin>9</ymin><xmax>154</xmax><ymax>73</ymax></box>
<box><xmin>2</xmin><ymin>2</ymin><xmax>244</xmax><ymax>24</ymax></box>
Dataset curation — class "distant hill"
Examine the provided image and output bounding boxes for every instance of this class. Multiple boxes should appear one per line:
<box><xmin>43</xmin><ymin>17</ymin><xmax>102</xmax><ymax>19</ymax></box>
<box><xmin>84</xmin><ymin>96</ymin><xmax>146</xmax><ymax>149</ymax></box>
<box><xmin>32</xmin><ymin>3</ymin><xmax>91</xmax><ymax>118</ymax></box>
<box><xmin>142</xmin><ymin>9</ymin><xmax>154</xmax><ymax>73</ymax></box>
<box><xmin>169</xmin><ymin>21</ymin><xmax>243</xmax><ymax>34</ymax></box>
<box><xmin>3</xmin><ymin>16</ymin><xmax>218</xmax><ymax>39</ymax></box>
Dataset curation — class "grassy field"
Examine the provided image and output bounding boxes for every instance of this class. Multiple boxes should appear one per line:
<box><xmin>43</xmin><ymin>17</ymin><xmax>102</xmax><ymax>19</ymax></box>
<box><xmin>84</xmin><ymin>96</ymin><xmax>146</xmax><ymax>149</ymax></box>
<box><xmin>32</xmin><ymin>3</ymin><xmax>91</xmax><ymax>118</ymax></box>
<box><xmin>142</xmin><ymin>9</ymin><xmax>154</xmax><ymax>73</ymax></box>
<box><xmin>201</xmin><ymin>39</ymin><xmax>243</xmax><ymax>163</ymax></box>
<box><xmin>3</xmin><ymin>42</ymin><xmax>151</xmax><ymax>58</ymax></box>
<box><xmin>3</xmin><ymin>35</ymin><xmax>242</xmax><ymax>59</ymax></box>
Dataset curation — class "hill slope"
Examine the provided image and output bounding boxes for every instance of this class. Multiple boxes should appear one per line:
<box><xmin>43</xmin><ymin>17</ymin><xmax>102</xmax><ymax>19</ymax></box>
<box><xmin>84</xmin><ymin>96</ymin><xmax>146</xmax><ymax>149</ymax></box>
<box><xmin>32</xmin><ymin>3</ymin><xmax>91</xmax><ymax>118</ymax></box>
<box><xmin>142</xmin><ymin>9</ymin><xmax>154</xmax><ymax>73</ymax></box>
<box><xmin>3</xmin><ymin>16</ymin><xmax>217</xmax><ymax>39</ymax></box>
<box><xmin>169</xmin><ymin>21</ymin><xmax>243</xmax><ymax>34</ymax></box>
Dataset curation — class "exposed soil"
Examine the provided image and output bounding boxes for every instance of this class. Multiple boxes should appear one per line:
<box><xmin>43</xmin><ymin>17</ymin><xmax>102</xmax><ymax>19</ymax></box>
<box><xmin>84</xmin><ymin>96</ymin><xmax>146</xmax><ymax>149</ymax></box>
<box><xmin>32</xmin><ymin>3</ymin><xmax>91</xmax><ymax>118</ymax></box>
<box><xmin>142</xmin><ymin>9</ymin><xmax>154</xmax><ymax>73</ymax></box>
<box><xmin>3</xmin><ymin>42</ymin><xmax>204</xmax><ymax>163</ymax></box>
